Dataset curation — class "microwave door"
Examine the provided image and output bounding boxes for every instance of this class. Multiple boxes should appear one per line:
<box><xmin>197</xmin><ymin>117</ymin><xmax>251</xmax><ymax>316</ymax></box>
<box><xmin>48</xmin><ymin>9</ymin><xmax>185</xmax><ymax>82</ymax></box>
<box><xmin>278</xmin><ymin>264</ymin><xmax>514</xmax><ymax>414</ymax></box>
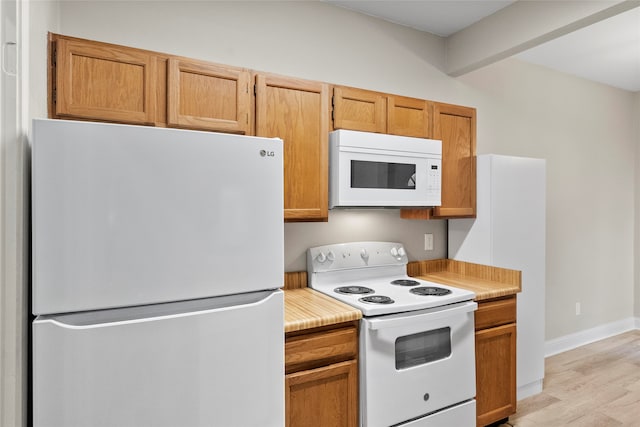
<box><xmin>332</xmin><ymin>150</ymin><xmax>437</xmax><ymax>207</ymax></box>
<box><xmin>350</xmin><ymin>160</ymin><xmax>417</xmax><ymax>190</ymax></box>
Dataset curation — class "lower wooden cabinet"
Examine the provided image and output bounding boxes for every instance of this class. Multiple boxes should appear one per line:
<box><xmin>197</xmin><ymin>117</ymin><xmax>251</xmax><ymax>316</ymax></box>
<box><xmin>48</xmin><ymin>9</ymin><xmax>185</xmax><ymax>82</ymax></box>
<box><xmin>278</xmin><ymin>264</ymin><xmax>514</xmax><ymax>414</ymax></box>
<box><xmin>285</xmin><ymin>323</ymin><xmax>359</xmax><ymax>427</ymax></box>
<box><xmin>475</xmin><ymin>296</ymin><xmax>517</xmax><ymax>427</ymax></box>
<box><xmin>286</xmin><ymin>360</ymin><xmax>358</xmax><ymax>427</ymax></box>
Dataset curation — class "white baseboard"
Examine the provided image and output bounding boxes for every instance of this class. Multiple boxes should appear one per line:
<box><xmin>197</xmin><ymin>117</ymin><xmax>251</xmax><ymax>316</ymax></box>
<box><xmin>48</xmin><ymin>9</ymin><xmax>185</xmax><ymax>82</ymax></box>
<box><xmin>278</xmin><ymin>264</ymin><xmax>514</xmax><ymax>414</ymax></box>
<box><xmin>545</xmin><ymin>317</ymin><xmax>640</xmax><ymax>357</ymax></box>
<box><xmin>517</xmin><ymin>379</ymin><xmax>543</xmax><ymax>401</ymax></box>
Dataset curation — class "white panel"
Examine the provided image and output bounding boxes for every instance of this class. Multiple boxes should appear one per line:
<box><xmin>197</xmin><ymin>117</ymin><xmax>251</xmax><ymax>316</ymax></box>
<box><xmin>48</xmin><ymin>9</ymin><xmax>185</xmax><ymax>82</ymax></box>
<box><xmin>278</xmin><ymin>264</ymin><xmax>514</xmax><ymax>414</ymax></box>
<box><xmin>33</xmin><ymin>290</ymin><xmax>284</xmax><ymax>427</ymax></box>
<box><xmin>448</xmin><ymin>154</ymin><xmax>546</xmax><ymax>398</ymax></box>
<box><xmin>490</xmin><ymin>156</ymin><xmax>546</xmax><ymax>395</ymax></box>
<box><xmin>32</xmin><ymin>119</ymin><xmax>284</xmax><ymax>314</ymax></box>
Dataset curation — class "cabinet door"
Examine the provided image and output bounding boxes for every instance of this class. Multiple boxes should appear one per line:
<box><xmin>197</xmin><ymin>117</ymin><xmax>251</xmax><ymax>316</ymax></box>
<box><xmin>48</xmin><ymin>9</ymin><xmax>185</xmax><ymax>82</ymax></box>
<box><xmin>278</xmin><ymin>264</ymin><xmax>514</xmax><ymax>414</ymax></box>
<box><xmin>333</xmin><ymin>86</ymin><xmax>386</xmax><ymax>133</ymax></box>
<box><xmin>387</xmin><ymin>95</ymin><xmax>431</xmax><ymax>138</ymax></box>
<box><xmin>433</xmin><ymin>103</ymin><xmax>476</xmax><ymax>218</ymax></box>
<box><xmin>475</xmin><ymin>324</ymin><xmax>517</xmax><ymax>427</ymax></box>
<box><xmin>167</xmin><ymin>58</ymin><xmax>251</xmax><ymax>133</ymax></box>
<box><xmin>54</xmin><ymin>38</ymin><xmax>157</xmax><ymax>125</ymax></box>
<box><xmin>286</xmin><ymin>360</ymin><xmax>358</xmax><ymax>427</ymax></box>
<box><xmin>400</xmin><ymin>102</ymin><xmax>476</xmax><ymax>220</ymax></box>
<box><xmin>255</xmin><ymin>74</ymin><xmax>329</xmax><ymax>222</ymax></box>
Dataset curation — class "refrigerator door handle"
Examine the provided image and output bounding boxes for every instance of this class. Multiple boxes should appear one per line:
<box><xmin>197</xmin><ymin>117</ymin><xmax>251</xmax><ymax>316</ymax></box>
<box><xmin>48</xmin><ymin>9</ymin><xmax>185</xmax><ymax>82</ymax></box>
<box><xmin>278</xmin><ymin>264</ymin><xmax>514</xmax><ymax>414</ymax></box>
<box><xmin>35</xmin><ymin>290</ymin><xmax>282</xmax><ymax>330</ymax></box>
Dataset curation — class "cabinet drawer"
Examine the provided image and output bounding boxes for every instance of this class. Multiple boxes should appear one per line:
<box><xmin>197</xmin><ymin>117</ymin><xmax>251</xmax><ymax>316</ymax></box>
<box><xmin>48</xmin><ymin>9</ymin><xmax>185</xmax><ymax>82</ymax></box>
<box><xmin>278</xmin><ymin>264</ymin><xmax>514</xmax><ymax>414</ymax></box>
<box><xmin>285</xmin><ymin>326</ymin><xmax>357</xmax><ymax>373</ymax></box>
<box><xmin>475</xmin><ymin>296</ymin><xmax>517</xmax><ymax>330</ymax></box>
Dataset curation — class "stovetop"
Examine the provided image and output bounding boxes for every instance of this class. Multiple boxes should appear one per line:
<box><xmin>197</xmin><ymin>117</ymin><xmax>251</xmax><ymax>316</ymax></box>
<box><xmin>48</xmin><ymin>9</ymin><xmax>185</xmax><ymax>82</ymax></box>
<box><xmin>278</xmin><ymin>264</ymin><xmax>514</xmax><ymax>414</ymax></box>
<box><xmin>307</xmin><ymin>242</ymin><xmax>475</xmax><ymax>316</ymax></box>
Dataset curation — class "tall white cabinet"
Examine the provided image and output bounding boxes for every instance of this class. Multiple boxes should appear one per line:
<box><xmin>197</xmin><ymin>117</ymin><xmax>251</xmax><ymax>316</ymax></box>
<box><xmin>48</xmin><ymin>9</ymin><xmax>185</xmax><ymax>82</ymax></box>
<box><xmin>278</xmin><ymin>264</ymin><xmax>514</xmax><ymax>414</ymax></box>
<box><xmin>448</xmin><ymin>154</ymin><xmax>545</xmax><ymax>400</ymax></box>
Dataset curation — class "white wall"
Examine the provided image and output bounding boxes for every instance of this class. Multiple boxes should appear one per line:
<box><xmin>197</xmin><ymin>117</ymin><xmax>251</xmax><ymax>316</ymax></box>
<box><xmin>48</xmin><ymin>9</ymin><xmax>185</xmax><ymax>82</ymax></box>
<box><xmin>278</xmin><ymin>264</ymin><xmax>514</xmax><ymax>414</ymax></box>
<box><xmin>458</xmin><ymin>59</ymin><xmax>637</xmax><ymax>339</ymax></box>
<box><xmin>26</xmin><ymin>0</ymin><xmax>637</xmax><ymax>347</ymax></box>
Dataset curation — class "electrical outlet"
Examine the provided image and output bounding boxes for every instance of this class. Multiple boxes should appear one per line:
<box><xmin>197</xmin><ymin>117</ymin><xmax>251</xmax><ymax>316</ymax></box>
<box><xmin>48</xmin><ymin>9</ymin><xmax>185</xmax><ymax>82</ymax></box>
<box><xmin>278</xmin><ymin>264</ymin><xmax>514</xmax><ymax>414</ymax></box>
<box><xmin>424</xmin><ymin>234</ymin><xmax>434</xmax><ymax>251</ymax></box>
<box><xmin>575</xmin><ymin>302</ymin><xmax>581</xmax><ymax>316</ymax></box>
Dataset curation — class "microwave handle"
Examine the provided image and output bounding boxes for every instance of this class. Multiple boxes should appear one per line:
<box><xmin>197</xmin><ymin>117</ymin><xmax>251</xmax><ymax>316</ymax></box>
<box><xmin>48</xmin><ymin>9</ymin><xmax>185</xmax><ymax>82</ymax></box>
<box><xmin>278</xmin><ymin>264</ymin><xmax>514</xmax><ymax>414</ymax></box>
<box><xmin>367</xmin><ymin>301</ymin><xmax>477</xmax><ymax>331</ymax></box>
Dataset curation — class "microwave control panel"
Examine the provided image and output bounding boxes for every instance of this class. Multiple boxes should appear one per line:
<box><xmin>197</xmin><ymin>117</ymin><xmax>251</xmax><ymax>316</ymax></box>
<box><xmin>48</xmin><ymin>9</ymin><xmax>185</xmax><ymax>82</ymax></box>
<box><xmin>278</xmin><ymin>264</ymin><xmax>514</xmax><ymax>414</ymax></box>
<box><xmin>426</xmin><ymin>159</ymin><xmax>442</xmax><ymax>203</ymax></box>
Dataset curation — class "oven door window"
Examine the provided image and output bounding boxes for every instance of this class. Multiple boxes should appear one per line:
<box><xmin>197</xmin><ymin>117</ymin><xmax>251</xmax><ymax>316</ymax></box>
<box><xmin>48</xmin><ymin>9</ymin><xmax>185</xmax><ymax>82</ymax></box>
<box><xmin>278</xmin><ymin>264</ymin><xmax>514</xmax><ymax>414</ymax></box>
<box><xmin>395</xmin><ymin>327</ymin><xmax>451</xmax><ymax>370</ymax></box>
<box><xmin>351</xmin><ymin>160</ymin><xmax>416</xmax><ymax>190</ymax></box>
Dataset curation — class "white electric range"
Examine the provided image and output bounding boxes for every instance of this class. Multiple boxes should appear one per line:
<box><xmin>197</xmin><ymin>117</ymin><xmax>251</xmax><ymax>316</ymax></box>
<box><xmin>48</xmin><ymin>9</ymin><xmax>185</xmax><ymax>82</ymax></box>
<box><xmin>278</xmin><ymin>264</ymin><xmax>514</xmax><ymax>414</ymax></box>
<box><xmin>307</xmin><ymin>241</ymin><xmax>477</xmax><ymax>427</ymax></box>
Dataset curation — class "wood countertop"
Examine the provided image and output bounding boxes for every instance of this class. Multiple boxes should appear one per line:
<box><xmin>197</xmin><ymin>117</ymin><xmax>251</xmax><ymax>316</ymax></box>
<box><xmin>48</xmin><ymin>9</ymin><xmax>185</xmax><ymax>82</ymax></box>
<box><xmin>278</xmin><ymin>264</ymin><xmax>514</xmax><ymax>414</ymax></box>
<box><xmin>282</xmin><ymin>259</ymin><xmax>520</xmax><ymax>333</ymax></box>
<box><xmin>408</xmin><ymin>259</ymin><xmax>521</xmax><ymax>301</ymax></box>
<box><xmin>284</xmin><ymin>288</ymin><xmax>362</xmax><ymax>333</ymax></box>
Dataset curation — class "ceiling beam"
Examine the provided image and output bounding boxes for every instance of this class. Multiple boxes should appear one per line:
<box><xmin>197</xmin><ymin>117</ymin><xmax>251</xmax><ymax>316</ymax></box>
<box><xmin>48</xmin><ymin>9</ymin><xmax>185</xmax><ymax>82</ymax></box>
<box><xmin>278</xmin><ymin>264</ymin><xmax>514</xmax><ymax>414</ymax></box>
<box><xmin>446</xmin><ymin>0</ymin><xmax>640</xmax><ymax>77</ymax></box>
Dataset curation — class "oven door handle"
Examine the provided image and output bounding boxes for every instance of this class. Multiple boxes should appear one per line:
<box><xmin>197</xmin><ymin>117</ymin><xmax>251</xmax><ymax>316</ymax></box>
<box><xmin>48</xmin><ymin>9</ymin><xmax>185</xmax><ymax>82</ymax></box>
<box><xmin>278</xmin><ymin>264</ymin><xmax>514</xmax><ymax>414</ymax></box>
<box><xmin>366</xmin><ymin>301</ymin><xmax>477</xmax><ymax>330</ymax></box>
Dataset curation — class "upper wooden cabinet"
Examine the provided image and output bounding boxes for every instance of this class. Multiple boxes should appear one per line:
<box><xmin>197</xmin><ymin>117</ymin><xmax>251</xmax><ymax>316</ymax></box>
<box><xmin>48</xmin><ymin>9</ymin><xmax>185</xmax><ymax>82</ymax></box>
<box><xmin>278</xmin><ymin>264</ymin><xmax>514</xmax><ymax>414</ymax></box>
<box><xmin>387</xmin><ymin>94</ymin><xmax>431</xmax><ymax>138</ymax></box>
<box><xmin>433</xmin><ymin>102</ymin><xmax>476</xmax><ymax>218</ymax></box>
<box><xmin>255</xmin><ymin>74</ymin><xmax>329</xmax><ymax>222</ymax></box>
<box><xmin>167</xmin><ymin>58</ymin><xmax>251</xmax><ymax>134</ymax></box>
<box><xmin>401</xmin><ymin>102</ymin><xmax>476</xmax><ymax>220</ymax></box>
<box><xmin>50</xmin><ymin>34</ymin><xmax>252</xmax><ymax>134</ymax></box>
<box><xmin>51</xmin><ymin>36</ymin><xmax>158</xmax><ymax>125</ymax></box>
<box><xmin>333</xmin><ymin>86</ymin><xmax>431</xmax><ymax>138</ymax></box>
<box><xmin>333</xmin><ymin>86</ymin><xmax>386</xmax><ymax>133</ymax></box>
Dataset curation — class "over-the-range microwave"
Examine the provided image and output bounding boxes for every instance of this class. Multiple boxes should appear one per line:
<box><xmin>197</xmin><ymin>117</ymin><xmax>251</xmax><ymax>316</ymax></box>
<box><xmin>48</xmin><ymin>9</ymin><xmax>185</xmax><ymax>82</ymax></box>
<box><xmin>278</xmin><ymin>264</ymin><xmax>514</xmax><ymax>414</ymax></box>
<box><xmin>329</xmin><ymin>129</ymin><xmax>442</xmax><ymax>208</ymax></box>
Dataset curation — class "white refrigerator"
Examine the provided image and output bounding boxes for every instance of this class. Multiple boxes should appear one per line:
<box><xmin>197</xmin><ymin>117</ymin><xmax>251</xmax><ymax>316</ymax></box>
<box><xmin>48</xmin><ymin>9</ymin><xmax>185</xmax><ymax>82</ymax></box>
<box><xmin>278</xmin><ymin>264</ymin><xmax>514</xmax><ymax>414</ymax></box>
<box><xmin>31</xmin><ymin>119</ymin><xmax>285</xmax><ymax>427</ymax></box>
<box><xmin>448</xmin><ymin>154</ymin><xmax>546</xmax><ymax>400</ymax></box>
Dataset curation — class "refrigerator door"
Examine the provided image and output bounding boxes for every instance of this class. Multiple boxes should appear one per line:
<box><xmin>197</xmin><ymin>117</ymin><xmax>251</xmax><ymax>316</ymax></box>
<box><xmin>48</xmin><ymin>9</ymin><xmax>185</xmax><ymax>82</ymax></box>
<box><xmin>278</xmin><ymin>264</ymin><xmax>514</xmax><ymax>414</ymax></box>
<box><xmin>33</xmin><ymin>290</ymin><xmax>284</xmax><ymax>427</ymax></box>
<box><xmin>32</xmin><ymin>119</ymin><xmax>283</xmax><ymax>314</ymax></box>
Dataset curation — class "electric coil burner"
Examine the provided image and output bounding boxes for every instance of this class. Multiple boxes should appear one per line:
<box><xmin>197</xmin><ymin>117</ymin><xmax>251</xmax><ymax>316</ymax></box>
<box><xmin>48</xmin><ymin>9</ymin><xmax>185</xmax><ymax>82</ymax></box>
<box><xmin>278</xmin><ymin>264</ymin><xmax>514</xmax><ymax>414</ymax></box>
<box><xmin>307</xmin><ymin>242</ymin><xmax>478</xmax><ymax>427</ymax></box>
<box><xmin>359</xmin><ymin>295</ymin><xmax>394</xmax><ymax>304</ymax></box>
<box><xmin>410</xmin><ymin>286</ymin><xmax>453</xmax><ymax>296</ymax></box>
<box><xmin>390</xmin><ymin>279</ymin><xmax>420</xmax><ymax>287</ymax></box>
<box><xmin>334</xmin><ymin>286</ymin><xmax>374</xmax><ymax>295</ymax></box>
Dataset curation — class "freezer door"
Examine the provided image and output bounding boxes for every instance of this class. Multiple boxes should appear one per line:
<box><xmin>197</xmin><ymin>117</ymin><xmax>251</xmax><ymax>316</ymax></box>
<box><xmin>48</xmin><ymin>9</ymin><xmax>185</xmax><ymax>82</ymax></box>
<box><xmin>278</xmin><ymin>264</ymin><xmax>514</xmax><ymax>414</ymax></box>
<box><xmin>33</xmin><ymin>290</ymin><xmax>284</xmax><ymax>427</ymax></box>
<box><xmin>32</xmin><ymin>119</ymin><xmax>283</xmax><ymax>314</ymax></box>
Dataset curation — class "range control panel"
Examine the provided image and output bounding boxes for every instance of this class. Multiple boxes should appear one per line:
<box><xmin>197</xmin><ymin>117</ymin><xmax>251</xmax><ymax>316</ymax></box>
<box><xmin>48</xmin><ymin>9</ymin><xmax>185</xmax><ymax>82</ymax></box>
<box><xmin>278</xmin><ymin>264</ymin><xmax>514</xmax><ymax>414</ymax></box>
<box><xmin>307</xmin><ymin>241</ymin><xmax>408</xmax><ymax>273</ymax></box>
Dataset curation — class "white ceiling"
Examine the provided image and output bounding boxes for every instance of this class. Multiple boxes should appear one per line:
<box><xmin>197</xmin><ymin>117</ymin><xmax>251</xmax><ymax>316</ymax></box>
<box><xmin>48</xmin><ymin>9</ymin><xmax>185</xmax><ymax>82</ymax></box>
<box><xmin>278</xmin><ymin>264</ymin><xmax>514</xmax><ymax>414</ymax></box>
<box><xmin>327</xmin><ymin>1</ymin><xmax>640</xmax><ymax>92</ymax></box>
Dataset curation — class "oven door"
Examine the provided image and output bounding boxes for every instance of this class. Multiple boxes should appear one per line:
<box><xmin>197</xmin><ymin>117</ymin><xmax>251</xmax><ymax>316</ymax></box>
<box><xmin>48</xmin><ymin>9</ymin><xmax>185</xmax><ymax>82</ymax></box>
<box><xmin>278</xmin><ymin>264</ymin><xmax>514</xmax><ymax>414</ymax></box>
<box><xmin>360</xmin><ymin>301</ymin><xmax>477</xmax><ymax>427</ymax></box>
<box><xmin>329</xmin><ymin>147</ymin><xmax>441</xmax><ymax>208</ymax></box>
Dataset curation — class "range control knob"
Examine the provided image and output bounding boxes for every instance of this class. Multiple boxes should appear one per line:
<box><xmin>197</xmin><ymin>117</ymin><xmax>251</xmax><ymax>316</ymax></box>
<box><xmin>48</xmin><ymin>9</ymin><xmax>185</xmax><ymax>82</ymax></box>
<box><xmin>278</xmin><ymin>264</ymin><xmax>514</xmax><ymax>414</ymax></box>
<box><xmin>316</xmin><ymin>252</ymin><xmax>327</xmax><ymax>263</ymax></box>
<box><xmin>360</xmin><ymin>248</ymin><xmax>369</xmax><ymax>261</ymax></box>
<box><xmin>326</xmin><ymin>251</ymin><xmax>336</xmax><ymax>262</ymax></box>
<box><xmin>390</xmin><ymin>247</ymin><xmax>399</xmax><ymax>257</ymax></box>
<box><xmin>398</xmin><ymin>247</ymin><xmax>406</xmax><ymax>257</ymax></box>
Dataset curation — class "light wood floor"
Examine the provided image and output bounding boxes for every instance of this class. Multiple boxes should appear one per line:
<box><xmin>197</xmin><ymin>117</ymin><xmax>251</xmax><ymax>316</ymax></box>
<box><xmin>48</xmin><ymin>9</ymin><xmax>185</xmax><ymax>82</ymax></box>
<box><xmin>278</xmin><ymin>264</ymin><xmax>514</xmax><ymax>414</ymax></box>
<box><xmin>499</xmin><ymin>329</ymin><xmax>640</xmax><ymax>427</ymax></box>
